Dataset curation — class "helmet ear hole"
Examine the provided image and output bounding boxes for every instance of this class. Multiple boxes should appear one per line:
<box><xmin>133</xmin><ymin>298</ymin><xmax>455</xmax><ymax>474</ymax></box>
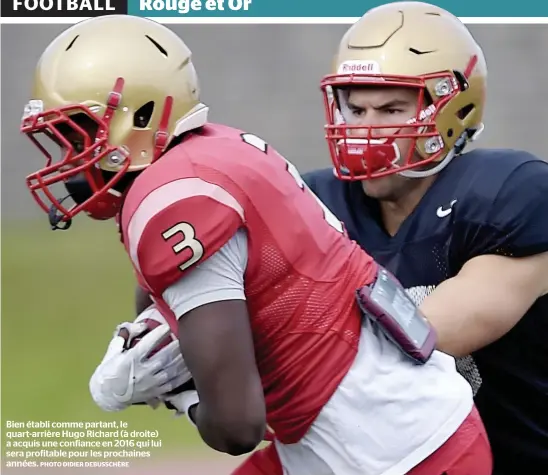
<box><xmin>456</xmin><ymin>103</ymin><xmax>475</xmax><ymax>120</ymax></box>
<box><xmin>134</xmin><ymin>101</ymin><xmax>155</xmax><ymax>128</ymax></box>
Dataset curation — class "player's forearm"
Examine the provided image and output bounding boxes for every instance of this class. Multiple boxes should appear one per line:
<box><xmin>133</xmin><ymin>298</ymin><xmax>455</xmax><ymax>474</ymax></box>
<box><xmin>175</xmin><ymin>300</ymin><xmax>266</xmax><ymax>456</ymax></box>
<box><xmin>419</xmin><ymin>280</ymin><xmax>507</xmax><ymax>356</ymax></box>
<box><xmin>419</xmin><ymin>254</ymin><xmax>547</xmax><ymax>357</ymax></box>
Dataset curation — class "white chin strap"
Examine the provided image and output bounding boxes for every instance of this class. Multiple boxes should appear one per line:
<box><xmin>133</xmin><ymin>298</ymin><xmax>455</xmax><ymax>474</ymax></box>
<box><xmin>400</xmin><ymin>123</ymin><xmax>485</xmax><ymax>178</ymax></box>
<box><xmin>399</xmin><ymin>148</ymin><xmax>457</xmax><ymax>178</ymax></box>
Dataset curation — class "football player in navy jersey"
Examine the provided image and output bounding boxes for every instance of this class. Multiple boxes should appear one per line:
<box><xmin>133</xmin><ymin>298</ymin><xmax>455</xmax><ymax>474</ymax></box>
<box><xmin>303</xmin><ymin>2</ymin><xmax>548</xmax><ymax>473</ymax></box>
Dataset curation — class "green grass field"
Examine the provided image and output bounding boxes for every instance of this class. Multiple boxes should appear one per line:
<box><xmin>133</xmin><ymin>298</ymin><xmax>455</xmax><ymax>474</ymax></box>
<box><xmin>1</xmin><ymin>219</ymin><xmax>203</xmax><ymax>453</ymax></box>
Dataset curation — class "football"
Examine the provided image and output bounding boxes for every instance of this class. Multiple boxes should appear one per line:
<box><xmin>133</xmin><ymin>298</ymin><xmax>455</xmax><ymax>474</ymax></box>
<box><xmin>119</xmin><ymin>306</ymin><xmax>195</xmax><ymax>397</ymax></box>
<box><xmin>119</xmin><ymin>306</ymin><xmax>176</xmax><ymax>357</ymax></box>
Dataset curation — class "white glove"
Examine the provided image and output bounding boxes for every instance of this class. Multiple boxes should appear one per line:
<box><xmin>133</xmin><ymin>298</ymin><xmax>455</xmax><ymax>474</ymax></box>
<box><xmin>164</xmin><ymin>390</ymin><xmax>200</xmax><ymax>427</ymax></box>
<box><xmin>89</xmin><ymin>309</ymin><xmax>192</xmax><ymax>412</ymax></box>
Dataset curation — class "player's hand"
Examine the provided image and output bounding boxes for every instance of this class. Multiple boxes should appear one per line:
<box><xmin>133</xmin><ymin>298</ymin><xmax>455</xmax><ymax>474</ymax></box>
<box><xmin>89</xmin><ymin>322</ymin><xmax>192</xmax><ymax>412</ymax></box>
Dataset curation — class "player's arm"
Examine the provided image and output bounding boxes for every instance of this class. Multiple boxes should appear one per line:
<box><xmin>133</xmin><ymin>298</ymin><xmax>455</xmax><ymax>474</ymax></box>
<box><xmin>135</xmin><ymin>284</ymin><xmax>153</xmax><ymax>314</ymax></box>
<box><xmin>178</xmin><ymin>302</ymin><xmax>265</xmax><ymax>456</ymax></box>
<box><xmin>129</xmin><ymin>186</ymin><xmax>265</xmax><ymax>455</ymax></box>
<box><xmin>162</xmin><ymin>230</ymin><xmax>265</xmax><ymax>455</ymax></box>
<box><xmin>420</xmin><ymin>160</ymin><xmax>548</xmax><ymax>357</ymax></box>
<box><xmin>421</xmin><ymin>252</ymin><xmax>548</xmax><ymax>357</ymax></box>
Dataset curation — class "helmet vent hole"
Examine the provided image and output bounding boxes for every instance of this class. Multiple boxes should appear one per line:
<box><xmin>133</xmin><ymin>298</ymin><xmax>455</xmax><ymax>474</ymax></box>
<box><xmin>145</xmin><ymin>35</ymin><xmax>168</xmax><ymax>57</ymax></box>
<box><xmin>409</xmin><ymin>47</ymin><xmax>436</xmax><ymax>55</ymax></box>
<box><xmin>134</xmin><ymin>101</ymin><xmax>155</xmax><ymax>128</ymax></box>
<box><xmin>456</xmin><ymin>103</ymin><xmax>474</xmax><ymax>120</ymax></box>
<box><xmin>66</xmin><ymin>35</ymin><xmax>79</xmax><ymax>51</ymax></box>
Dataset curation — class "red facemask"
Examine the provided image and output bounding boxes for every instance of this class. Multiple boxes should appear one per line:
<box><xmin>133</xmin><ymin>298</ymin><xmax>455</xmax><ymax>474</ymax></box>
<box><xmin>21</xmin><ymin>77</ymin><xmax>173</xmax><ymax>230</ymax></box>
<box><xmin>21</xmin><ymin>78</ymin><xmax>130</xmax><ymax>229</ymax></box>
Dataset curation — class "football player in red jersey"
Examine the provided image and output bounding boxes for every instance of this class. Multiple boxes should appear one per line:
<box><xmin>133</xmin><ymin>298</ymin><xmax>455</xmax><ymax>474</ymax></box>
<box><xmin>21</xmin><ymin>15</ymin><xmax>492</xmax><ymax>475</ymax></box>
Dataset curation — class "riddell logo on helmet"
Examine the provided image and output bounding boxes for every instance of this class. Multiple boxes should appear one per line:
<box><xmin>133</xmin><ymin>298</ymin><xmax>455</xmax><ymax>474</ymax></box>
<box><xmin>338</xmin><ymin>61</ymin><xmax>381</xmax><ymax>74</ymax></box>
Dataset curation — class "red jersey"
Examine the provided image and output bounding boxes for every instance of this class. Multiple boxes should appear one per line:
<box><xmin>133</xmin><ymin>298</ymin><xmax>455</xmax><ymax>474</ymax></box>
<box><xmin>119</xmin><ymin>124</ymin><xmax>378</xmax><ymax>443</ymax></box>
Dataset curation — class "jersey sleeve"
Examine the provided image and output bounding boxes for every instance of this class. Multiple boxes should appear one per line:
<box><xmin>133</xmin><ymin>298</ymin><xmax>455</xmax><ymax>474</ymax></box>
<box><xmin>126</xmin><ymin>178</ymin><xmax>245</xmax><ymax>294</ymax></box>
<box><xmin>162</xmin><ymin>228</ymin><xmax>248</xmax><ymax>318</ymax></box>
<box><xmin>458</xmin><ymin>160</ymin><xmax>548</xmax><ymax>260</ymax></box>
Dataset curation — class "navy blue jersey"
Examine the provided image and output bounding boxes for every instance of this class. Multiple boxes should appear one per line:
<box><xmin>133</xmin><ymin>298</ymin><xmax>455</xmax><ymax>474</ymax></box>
<box><xmin>304</xmin><ymin>148</ymin><xmax>548</xmax><ymax>474</ymax></box>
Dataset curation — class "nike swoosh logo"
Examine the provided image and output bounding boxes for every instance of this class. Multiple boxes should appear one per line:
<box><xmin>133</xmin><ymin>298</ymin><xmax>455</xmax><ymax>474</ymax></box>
<box><xmin>436</xmin><ymin>199</ymin><xmax>457</xmax><ymax>218</ymax></box>
<box><xmin>112</xmin><ymin>359</ymin><xmax>135</xmax><ymax>403</ymax></box>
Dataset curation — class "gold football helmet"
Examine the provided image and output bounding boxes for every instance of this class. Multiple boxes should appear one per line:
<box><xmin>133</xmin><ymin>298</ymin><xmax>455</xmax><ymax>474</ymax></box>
<box><xmin>21</xmin><ymin>15</ymin><xmax>208</xmax><ymax>226</ymax></box>
<box><xmin>321</xmin><ymin>1</ymin><xmax>487</xmax><ymax>180</ymax></box>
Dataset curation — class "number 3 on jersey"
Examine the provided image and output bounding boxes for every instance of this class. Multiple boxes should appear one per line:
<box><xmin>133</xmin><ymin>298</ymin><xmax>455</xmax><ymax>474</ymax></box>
<box><xmin>241</xmin><ymin>133</ymin><xmax>345</xmax><ymax>234</ymax></box>
<box><xmin>162</xmin><ymin>222</ymin><xmax>204</xmax><ymax>271</ymax></box>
